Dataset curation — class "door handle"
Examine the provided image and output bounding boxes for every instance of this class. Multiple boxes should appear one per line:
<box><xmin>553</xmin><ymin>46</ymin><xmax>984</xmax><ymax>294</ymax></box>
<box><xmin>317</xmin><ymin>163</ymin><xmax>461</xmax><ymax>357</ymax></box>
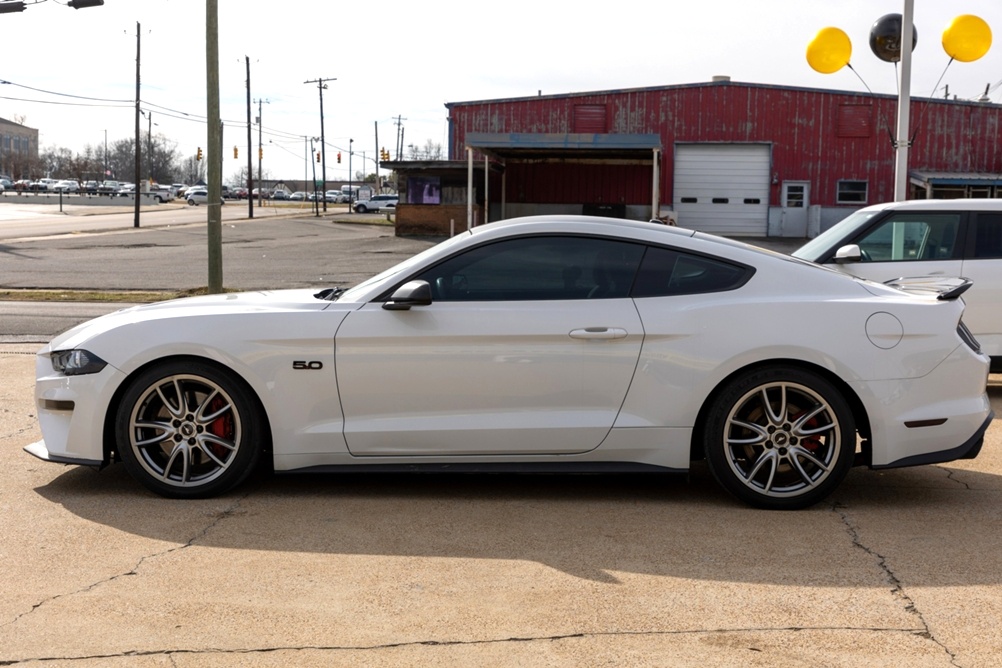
<box><xmin>569</xmin><ymin>327</ymin><xmax>628</xmax><ymax>340</ymax></box>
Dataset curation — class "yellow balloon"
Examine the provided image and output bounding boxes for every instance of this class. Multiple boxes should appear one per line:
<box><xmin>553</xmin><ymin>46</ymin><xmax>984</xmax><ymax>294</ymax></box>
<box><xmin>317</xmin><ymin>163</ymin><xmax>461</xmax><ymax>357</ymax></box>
<box><xmin>807</xmin><ymin>27</ymin><xmax>852</xmax><ymax>74</ymax></box>
<box><xmin>942</xmin><ymin>14</ymin><xmax>992</xmax><ymax>62</ymax></box>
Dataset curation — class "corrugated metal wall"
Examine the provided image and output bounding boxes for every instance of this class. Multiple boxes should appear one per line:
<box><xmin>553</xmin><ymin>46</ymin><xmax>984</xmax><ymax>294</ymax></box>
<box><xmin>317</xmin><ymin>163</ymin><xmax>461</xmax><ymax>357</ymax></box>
<box><xmin>448</xmin><ymin>82</ymin><xmax>1002</xmax><ymax>208</ymax></box>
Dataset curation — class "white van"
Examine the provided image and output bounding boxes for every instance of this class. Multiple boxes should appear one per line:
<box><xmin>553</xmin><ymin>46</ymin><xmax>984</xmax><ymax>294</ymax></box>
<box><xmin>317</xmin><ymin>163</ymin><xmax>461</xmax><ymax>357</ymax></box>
<box><xmin>793</xmin><ymin>199</ymin><xmax>1002</xmax><ymax>370</ymax></box>
<box><xmin>340</xmin><ymin>184</ymin><xmax>373</xmax><ymax>202</ymax></box>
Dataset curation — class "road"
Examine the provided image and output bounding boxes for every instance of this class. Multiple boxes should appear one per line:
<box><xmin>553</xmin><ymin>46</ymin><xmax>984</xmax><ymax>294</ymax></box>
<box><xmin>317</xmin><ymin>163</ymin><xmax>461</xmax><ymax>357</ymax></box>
<box><xmin>0</xmin><ymin>195</ymin><xmax>325</xmax><ymax>239</ymax></box>
<box><xmin>1</xmin><ymin>207</ymin><xmax>435</xmax><ymax>341</ymax></box>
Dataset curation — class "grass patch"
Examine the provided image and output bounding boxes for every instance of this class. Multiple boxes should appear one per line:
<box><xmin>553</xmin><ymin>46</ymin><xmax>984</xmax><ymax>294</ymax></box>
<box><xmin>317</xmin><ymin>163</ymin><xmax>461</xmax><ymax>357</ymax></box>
<box><xmin>0</xmin><ymin>287</ymin><xmax>236</xmax><ymax>303</ymax></box>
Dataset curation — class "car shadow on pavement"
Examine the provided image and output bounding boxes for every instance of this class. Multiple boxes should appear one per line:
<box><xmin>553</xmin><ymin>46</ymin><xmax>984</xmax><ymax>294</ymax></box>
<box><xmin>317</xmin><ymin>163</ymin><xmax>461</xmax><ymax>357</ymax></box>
<box><xmin>33</xmin><ymin>445</ymin><xmax>1002</xmax><ymax>585</ymax></box>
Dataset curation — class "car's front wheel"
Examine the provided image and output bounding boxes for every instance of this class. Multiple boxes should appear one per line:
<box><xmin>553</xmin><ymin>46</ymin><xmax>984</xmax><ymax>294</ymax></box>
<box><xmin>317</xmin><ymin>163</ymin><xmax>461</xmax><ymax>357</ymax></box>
<box><xmin>703</xmin><ymin>366</ymin><xmax>855</xmax><ymax>510</ymax></box>
<box><xmin>355</xmin><ymin>204</ymin><xmax>368</xmax><ymax>213</ymax></box>
<box><xmin>115</xmin><ymin>360</ymin><xmax>264</xmax><ymax>498</ymax></box>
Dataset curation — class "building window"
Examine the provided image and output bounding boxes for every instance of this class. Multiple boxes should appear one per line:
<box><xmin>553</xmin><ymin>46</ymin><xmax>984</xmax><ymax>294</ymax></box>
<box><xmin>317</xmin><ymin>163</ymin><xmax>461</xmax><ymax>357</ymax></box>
<box><xmin>836</xmin><ymin>180</ymin><xmax>868</xmax><ymax>204</ymax></box>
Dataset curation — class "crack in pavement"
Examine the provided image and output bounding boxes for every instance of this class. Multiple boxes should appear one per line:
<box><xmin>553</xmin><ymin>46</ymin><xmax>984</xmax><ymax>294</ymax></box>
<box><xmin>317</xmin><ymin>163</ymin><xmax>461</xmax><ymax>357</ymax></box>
<box><xmin>1</xmin><ymin>494</ymin><xmax>248</xmax><ymax>631</ymax></box>
<box><xmin>833</xmin><ymin>502</ymin><xmax>962</xmax><ymax>668</ymax></box>
<box><xmin>0</xmin><ymin>625</ymin><xmax>933</xmax><ymax>665</ymax></box>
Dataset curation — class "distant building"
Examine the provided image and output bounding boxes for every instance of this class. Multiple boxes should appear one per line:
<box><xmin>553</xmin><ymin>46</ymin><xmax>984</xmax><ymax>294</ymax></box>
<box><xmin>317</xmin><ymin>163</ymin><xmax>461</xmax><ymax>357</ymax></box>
<box><xmin>0</xmin><ymin>117</ymin><xmax>39</xmax><ymax>179</ymax></box>
<box><xmin>387</xmin><ymin>78</ymin><xmax>1002</xmax><ymax>237</ymax></box>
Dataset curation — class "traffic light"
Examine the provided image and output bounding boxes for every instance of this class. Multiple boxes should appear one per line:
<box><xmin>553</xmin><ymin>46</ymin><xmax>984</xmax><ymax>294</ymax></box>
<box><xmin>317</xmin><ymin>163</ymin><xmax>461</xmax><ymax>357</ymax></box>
<box><xmin>337</xmin><ymin>152</ymin><xmax>341</xmax><ymax>164</ymax></box>
<box><xmin>0</xmin><ymin>3</ymin><xmax>26</xmax><ymax>13</ymax></box>
<box><xmin>258</xmin><ymin>147</ymin><xmax>263</xmax><ymax>160</ymax></box>
<box><xmin>233</xmin><ymin>146</ymin><xmax>238</xmax><ymax>159</ymax></box>
<box><xmin>196</xmin><ymin>147</ymin><xmax>202</xmax><ymax>161</ymax></box>
<box><xmin>380</xmin><ymin>147</ymin><xmax>389</xmax><ymax>161</ymax></box>
<box><xmin>316</xmin><ymin>151</ymin><xmax>321</xmax><ymax>163</ymax></box>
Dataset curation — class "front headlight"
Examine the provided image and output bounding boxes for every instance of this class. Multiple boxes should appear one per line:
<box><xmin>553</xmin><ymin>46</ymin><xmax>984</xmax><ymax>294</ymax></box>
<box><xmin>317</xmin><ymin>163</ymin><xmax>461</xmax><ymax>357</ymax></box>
<box><xmin>50</xmin><ymin>349</ymin><xmax>108</xmax><ymax>376</ymax></box>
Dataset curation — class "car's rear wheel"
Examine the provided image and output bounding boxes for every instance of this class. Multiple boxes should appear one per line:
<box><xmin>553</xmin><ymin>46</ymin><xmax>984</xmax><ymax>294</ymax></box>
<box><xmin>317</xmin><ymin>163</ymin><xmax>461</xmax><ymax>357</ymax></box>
<box><xmin>115</xmin><ymin>360</ymin><xmax>264</xmax><ymax>498</ymax></box>
<box><xmin>703</xmin><ymin>366</ymin><xmax>855</xmax><ymax>510</ymax></box>
<box><xmin>355</xmin><ymin>204</ymin><xmax>368</xmax><ymax>213</ymax></box>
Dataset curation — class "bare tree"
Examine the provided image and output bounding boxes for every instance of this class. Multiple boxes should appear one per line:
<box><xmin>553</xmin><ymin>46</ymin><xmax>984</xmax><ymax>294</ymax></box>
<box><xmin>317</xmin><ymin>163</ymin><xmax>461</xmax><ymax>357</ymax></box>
<box><xmin>406</xmin><ymin>140</ymin><xmax>443</xmax><ymax>161</ymax></box>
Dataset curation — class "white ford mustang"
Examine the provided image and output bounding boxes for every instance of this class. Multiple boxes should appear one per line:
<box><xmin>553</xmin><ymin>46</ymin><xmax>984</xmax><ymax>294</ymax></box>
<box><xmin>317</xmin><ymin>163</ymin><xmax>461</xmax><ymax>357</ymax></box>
<box><xmin>29</xmin><ymin>216</ymin><xmax>994</xmax><ymax>509</ymax></box>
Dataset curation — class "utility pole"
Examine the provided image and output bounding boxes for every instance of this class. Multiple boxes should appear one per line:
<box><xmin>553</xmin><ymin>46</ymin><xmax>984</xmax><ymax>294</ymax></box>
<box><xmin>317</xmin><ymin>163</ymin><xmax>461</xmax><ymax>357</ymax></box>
<box><xmin>304</xmin><ymin>77</ymin><xmax>335</xmax><ymax>212</ymax></box>
<box><xmin>254</xmin><ymin>98</ymin><xmax>269</xmax><ymax>206</ymax></box>
<box><xmin>206</xmin><ymin>0</ymin><xmax>222</xmax><ymax>293</ymax></box>
<box><xmin>133</xmin><ymin>21</ymin><xmax>141</xmax><ymax>228</ymax></box>
<box><xmin>245</xmin><ymin>56</ymin><xmax>253</xmax><ymax>219</ymax></box>
<box><xmin>393</xmin><ymin>115</ymin><xmax>407</xmax><ymax>160</ymax></box>
<box><xmin>374</xmin><ymin>120</ymin><xmax>379</xmax><ymax>191</ymax></box>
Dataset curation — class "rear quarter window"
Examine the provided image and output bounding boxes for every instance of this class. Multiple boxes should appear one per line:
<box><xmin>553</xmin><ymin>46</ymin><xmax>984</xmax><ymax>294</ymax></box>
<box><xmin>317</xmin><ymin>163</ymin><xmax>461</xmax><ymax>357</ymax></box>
<box><xmin>632</xmin><ymin>247</ymin><xmax>752</xmax><ymax>297</ymax></box>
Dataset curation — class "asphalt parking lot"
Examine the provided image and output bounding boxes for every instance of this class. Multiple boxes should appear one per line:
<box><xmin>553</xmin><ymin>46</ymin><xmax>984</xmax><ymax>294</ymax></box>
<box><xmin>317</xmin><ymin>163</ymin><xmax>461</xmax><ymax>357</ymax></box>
<box><xmin>2</xmin><ymin>214</ymin><xmax>1001</xmax><ymax>665</ymax></box>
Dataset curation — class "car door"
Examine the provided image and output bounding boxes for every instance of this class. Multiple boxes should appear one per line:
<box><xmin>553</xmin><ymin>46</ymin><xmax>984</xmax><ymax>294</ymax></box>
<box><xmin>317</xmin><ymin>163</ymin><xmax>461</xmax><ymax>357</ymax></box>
<box><xmin>334</xmin><ymin>235</ymin><xmax>646</xmax><ymax>457</ymax></box>
<box><xmin>824</xmin><ymin>211</ymin><xmax>964</xmax><ymax>285</ymax></box>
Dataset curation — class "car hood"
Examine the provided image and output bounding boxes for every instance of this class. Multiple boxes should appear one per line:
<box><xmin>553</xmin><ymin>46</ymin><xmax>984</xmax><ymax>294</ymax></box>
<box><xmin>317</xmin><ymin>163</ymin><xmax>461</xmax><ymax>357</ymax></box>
<box><xmin>44</xmin><ymin>288</ymin><xmax>354</xmax><ymax>352</ymax></box>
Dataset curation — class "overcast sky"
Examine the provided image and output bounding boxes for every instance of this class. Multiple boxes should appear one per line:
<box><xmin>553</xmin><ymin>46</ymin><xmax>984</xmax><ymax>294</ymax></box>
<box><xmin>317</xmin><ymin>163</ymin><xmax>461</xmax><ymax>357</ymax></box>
<box><xmin>2</xmin><ymin>0</ymin><xmax>1001</xmax><ymax>184</ymax></box>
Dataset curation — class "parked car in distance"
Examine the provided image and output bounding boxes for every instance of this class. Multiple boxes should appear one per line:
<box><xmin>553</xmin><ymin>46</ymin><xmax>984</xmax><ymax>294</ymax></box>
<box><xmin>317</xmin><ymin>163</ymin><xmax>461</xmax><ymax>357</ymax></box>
<box><xmin>326</xmin><ymin>190</ymin><xmax>348</xmax><ymax>203</ymax></box>
<box><xmin>271</xmin><ymin>190</ymin><xmax>289</xmax><ymax>200</ymax></box>
<box><xmin>53</xmin><ymin>180</ymin><xmax>80</xmax><ymax>193</ymax></box>
<box><xmin>793</xmin><ymin>199</ymin><xmax>1002</xmax><ymax>371</ymax></box>
<box><xmin>97</xmin><ymin>181</ymin><xmax>120</xmax><ymax>195</ymax></box>
<box><xmin>353</xmin><ymin>194</ymin><xmax>398</xmax><ymax>213</ymax></box>
<box><xmin>28</xmin><ymin>216</ymin><xmax>993</xmax><ymax>508</ymax></box>
<box><xmin>185</xmin><ymin>187</ymin><xmax>225</xmax><ymax>206</ymax></box>
<box><xmin>149</xmin><ymin>185</ymin><xmax>175</xmax><ymax>203</ymax></box>
<box><xmin>82</xmin><ymin>180</ymin><xmax>99</xmax><ymax>194</ymax></box>
<box><xmin>289</xmin><ymin>191</ymin><xmax>306</xmax><ymax>201</ymax></box>
<box><xmin>231</xmin><ymin>187</ymin><xmax>249</xmax><ymax>199</ymax></box>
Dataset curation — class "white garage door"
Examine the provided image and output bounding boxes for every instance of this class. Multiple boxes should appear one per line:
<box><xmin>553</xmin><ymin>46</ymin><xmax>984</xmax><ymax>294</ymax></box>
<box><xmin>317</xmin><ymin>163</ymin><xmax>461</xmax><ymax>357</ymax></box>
<box><xmin>673</xmin><ymin>144</ymin><xmax>771</xmax><ymax>236</ymax></box>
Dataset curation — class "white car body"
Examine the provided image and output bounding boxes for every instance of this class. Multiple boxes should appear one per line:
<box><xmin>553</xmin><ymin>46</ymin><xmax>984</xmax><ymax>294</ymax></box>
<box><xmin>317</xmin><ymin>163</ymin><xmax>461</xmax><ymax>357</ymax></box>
<box><xmin>30</xmin><ymin>216</ymin><xmax>993</xmax><ymax>508</ymax></box>
<box><xmin>53</xmin><ymin>179</ymin><xmax>80</xmax><ymax>193</ymax></box>
<box><xmin>185</xmin><ymin>188</ymin><xmax>224</xmax><ymax>206</ymax></box>
<box><xmin>793</xmin><ymin>199</ymin><xmax>1002</xmax><ymax>370</ymax></box>
<box><xmin>353</xmin><ymin>194</ymin><xmax>397</xmax><ymax>213</ymax></box>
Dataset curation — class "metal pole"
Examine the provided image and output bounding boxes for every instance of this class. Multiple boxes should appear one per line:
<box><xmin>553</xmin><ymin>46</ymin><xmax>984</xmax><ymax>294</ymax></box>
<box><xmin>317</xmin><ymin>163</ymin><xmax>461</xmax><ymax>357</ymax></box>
<box><xmin>467</xmin><ymin>146</ymin><xmax>473</xmax><ymax>230</ymax></box>
<box><xmin>349</xmin><ymin>138</ymin><xmax>353</xmax><ymax>212</ymax></box>
<box><xmin>246</xmin><ymin>56</ymin><xmax>253</xmax><ymax>219</ymax></box>
<box><xmin>206</xmin><ymin>0</ymin><xmax>223</xmax><ymax>293</ymax></box>
<box><xmin>133</xmin><ymin>22</ymin><xmax>141</xmax><ymax>228</ymax></box>
<box><xmin>893</xmin><ymin>0</ymin><xmax>914</xmax><ymax>202</ymax></box>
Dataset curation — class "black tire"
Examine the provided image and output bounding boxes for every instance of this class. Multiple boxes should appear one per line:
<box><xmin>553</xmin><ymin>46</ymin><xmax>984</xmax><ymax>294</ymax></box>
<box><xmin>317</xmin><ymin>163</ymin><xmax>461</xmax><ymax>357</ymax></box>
<box><xmin>355</xmin><ymin>204</ymin><xmax>368</xmax><ymax>213</ymax></box>
<box><xmin>187</xmin><ymin>199</ymin><xmax>196</xmax><ymax>206</ymax></box>
<box><xmin>115</xmin><ymin>360</ymin><xmax>264</xmax><ymax>498</ymax></box>
<box><xmin>703</xmin><ymin>366</ymin><xmax>855</xmax><ymax>510</ymax></box>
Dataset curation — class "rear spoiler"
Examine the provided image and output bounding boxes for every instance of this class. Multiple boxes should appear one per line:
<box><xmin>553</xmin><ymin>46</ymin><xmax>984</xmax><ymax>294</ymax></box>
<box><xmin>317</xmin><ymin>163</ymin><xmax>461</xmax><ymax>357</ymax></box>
<box><xmin>882</xmin><ymin>276</ymin><xmax>973</xmax><ymax>301</ymax></box>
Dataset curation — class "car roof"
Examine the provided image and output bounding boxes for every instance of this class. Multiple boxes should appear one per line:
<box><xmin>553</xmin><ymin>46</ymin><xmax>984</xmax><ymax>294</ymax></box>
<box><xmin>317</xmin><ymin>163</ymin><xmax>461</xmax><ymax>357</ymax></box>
<box><xmin>857</xmin><ymin>198</ymin><xmax>1002</xmax><ymax>212</ymax></box>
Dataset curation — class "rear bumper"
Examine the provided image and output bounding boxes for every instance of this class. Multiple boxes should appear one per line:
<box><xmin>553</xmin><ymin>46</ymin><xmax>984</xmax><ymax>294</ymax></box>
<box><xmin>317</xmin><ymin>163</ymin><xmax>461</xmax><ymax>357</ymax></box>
<box><xmin>874</xmin><ymin>412</ymin><xmax>993</xmax><ymax>469</ymax></box>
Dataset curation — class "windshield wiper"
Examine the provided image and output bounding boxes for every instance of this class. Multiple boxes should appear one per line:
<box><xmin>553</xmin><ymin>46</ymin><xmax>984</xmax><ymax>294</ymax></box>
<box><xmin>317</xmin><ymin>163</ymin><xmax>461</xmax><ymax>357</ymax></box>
<box><xmin>313</xmin><ymin>287</ymin><xmax>345</xmax><ymax>301</ymax></box>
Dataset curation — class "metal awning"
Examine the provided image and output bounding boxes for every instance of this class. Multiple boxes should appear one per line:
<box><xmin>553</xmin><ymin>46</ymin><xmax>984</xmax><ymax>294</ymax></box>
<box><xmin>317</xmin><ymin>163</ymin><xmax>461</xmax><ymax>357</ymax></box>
<box><xmin>910</xmin><ymin>170</ymin><xmax>1002</xmax><ymax>186</ymax></box>
<box><xmin>463</xmin><ymin>133</ymin><xmax>663</xmax><ymax>227</ymax></box>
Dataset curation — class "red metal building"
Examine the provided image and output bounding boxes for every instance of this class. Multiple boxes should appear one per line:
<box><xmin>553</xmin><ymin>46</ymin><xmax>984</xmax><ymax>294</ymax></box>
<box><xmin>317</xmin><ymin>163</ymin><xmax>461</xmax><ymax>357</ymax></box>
<box><xmin>440</xmin><ymin>78</ymin><xmax>1002</xmax><ymax>237</ymax></box>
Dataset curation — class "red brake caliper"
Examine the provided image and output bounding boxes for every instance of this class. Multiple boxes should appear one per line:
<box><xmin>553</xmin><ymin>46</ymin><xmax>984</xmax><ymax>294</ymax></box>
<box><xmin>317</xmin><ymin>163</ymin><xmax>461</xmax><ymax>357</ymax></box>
<box><xmin>206</xmin><ymin>396</ymin><xmax>233</xmax><ymax>459</ymax></box>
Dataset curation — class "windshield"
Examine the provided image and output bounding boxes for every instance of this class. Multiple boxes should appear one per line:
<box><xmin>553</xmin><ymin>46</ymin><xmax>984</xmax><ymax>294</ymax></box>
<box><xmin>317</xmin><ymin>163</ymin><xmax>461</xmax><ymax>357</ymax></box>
<box><xmin>791</xmin><ymin>210</ymin><xmax>880</xmax><ymax>261</ymax></box>
<box><xmin>337</xmin><ymin>231</ymin><xmax>473</xmax><ymax>302</ymax></box>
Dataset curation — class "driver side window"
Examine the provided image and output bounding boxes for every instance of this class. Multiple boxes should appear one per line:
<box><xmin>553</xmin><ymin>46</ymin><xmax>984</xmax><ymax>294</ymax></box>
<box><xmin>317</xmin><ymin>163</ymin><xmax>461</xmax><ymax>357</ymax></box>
<box><xmin>412</xmin><ymin>236</ymin><xmax>645</xmax><ymax>302</ymax></box>
<box><xmin>855</xmin><ymin>213</ymin><xmax>962</xmax><ymax>262</ymax></box>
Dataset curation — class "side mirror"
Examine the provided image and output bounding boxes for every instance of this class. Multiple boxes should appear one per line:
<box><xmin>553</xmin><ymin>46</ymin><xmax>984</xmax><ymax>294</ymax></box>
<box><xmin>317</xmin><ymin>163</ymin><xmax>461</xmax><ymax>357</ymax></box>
<box><xmin>383</xmin><ymin>280</ymin><xmax>433</xmax><ymax>310</ymax></box>
<box><xmin>833</xmin><ymin>244</ymin><xmax>862</xmax><ymax>264</ymax></box>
